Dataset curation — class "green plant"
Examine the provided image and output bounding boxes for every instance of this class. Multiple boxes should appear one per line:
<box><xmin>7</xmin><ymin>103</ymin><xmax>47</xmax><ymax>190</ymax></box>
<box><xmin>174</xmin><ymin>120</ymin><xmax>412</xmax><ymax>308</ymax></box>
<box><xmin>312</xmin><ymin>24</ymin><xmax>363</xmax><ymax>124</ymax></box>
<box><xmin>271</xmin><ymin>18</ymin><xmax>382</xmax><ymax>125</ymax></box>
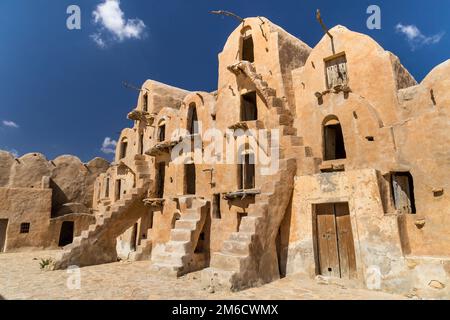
<box><xmin>39</xmin><ymin>258</ymin><xmax>53</xmax><ymax>269</ymax></box>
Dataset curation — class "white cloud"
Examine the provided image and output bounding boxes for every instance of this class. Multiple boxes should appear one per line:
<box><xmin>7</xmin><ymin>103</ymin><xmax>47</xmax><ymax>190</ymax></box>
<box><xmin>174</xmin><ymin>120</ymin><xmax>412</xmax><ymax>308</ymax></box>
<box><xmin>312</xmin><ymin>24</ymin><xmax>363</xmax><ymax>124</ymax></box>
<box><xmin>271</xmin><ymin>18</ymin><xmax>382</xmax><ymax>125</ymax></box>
<box><xmin>2</xmin><ymin>120</ymin><xmax>19</xmax><ymax>128</ymax></box>
<box><xmin>90</xmin><ymin>33</ymin><xmax>106</xmax><ymax>48</ymax></box>
<box><xmin>101</xmin><ymin>137</ymin><xmax>117</xmax><ymax>154</ymax></box>
<box><xmin>91</xmin><ymin>0</ymin><xmax>146</xmax><ymax>47</ymax></box>
<box><xmin>395</xmin><ymin>23</ymin><xmax>444</xmax><ymax>50</ymax></box>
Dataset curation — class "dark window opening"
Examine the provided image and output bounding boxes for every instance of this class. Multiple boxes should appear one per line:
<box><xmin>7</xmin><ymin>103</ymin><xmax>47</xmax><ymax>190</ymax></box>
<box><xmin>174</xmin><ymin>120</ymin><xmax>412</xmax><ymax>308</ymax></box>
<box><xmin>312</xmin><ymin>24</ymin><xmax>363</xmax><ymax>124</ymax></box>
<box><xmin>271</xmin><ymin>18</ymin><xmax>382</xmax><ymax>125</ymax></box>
<box><xmin>324</xmin><ymin>121</ymin><xmax>347</xmax><ymax>160</ymax></box>
<box><xmin>157</xmin><ymin>163</ymin><xmax>166</xmax><ymax>198</ymax></box>
<box><xmin>138</xmin><ymin>134</ymin><xmax>144</xmax><ymax>155</ymax></box>
<box><xmin>115</xmin><ymin>179</ymin><xmax>122</xmax><ymax>201</ymax></box>
<box><xmin>131</xmin><ymin>223</ymin><xmax>138</xmax><ymax>251</ymax></box>
<box><xmin>325</xmin><ymin>53</ymin><xmax>348</xmax><ymax>89</ymax></box>
<box><xmin>240</xmin><ymin>91</ymin><xmax>258</xmax><ymax>122</ymax></box>
<box><xmin>143</xmin><ymin>93</ymin><xmax>148</xmax><ymax>112</ymax></box>
<box><xmin>158</xmin><ymin>124</ymin><xmax>166</xmax><ymax>142</ymax></box>
<box><xmin>391</xmin><ymin>172</ymin><xmax>416</xmax><ymax>214</ymax></box>
<box><xmin>187</xmin><ymin>104</ymin><xmax>199</xmax><ymax>135</ymax></box>
<box><xmin>242</xmin><ymin>36</ymin><xmax>254</xmax><ymax>63</ymax></box>
<box><xmin>58</xmin><ymin>221</ymin><xmax>74</xmax><ymax>247</ymax></box>
<box><xmin>20</xmin><ymin>223</ymin><xmax>30</xmax><ymax>234</ymax></box>
<box><xmin>238</xmin><ymin>153</ymin><xmax>255</xmax><ymax>190</ymax></box>
<box><xmin>212</xmin><ymin>194</ymin><xmax>221</xmax><ymax>219</ymax></box>
<box><xmin>185</xmin><ymin>163</ymin><xmax>196</xmax><ymax>195</ymax></box>
<box><xmin>366</xmin><ymin>136</ymin><xmax>375</xmax><ymax>142</ymax></box>
<box><xmin>119</xmin><ymin>139</ymin><xmax>128</xmax><ymax>159</ymax></box>
<box><xmin>105</xmin><ymin>178</ymin><xmax>110</xmax><ymax>198</ymax></box>
<box><xmin>148</xmin><ymin>211</ymin><xmax>154</xmax><ymax>229</ymax></box>
<box><xmin>237</xmin><ymin>212</ymin><xmax>248</xmax><ymax>232</ymax></box>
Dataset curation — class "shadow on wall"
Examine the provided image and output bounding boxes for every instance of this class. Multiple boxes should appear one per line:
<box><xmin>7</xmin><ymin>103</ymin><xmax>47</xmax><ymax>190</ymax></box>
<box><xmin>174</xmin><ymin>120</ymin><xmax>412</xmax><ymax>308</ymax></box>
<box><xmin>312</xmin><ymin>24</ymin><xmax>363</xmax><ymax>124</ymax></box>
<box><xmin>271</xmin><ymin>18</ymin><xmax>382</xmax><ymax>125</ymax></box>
<box><xmin>277</xmin><ymin>195</ymin><xmax>292</xmax><ymax>278</ymax></box>
<box><xmin>50</xmin><ymin>179</ymin><xmax>69</xmax><ymax>218</ymax></box>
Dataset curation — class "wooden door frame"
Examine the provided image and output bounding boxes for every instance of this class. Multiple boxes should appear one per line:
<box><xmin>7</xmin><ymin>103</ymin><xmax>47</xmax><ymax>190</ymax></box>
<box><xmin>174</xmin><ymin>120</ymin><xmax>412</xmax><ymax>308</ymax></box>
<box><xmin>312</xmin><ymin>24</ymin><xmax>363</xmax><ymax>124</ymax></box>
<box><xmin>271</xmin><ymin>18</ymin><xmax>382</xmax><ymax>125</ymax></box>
<box><xmin>312</xmin><ymin>201</ymin><xmax>357</xmax><ymax>279</ymax></box>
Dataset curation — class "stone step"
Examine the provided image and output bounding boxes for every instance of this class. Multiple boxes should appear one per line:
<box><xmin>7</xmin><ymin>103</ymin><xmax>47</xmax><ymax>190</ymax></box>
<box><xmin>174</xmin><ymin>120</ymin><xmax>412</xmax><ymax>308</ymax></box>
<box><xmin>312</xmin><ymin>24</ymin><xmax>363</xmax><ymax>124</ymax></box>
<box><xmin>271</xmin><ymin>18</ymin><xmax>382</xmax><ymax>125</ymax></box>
<box><xmin>229</xmin><ymin>232</ymin><xmax>254</xmax><ymax>242</ymax></box>
<box><xmin>210</xmin><ymin>252</ymin><xmax>245</xmax><ymax>271</ymax></box>
<box><xmin>153</xmin><ymin>252</ymin><xmax>185</xmax><ymax>266</ymax></box>
<box><xmin>222</xmin><ymin>240</ymin><xmax>250</xmax><ymax>255</ymax></box>
<box><xmin>170</xmin><ymin>229</ymin><xmax>193</xmax><ymax>242</ymax></box>
<box><xmin>165</xmin><ymin>241</ymin><xmax>191</xmax><ymax>253</ymax></box>
<box><xmin>175</xmin><ymin>219</ymin><xmax>198</xmax><ymax>230</ymax></box>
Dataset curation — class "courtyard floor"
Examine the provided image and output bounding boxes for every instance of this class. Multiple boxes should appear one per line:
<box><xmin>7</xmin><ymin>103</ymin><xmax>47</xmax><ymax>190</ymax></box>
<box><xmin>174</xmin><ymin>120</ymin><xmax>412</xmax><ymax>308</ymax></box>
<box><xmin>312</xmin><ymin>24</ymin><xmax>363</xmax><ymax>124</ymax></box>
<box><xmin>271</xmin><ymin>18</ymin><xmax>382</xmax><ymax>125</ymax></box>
<box><xmin>0</xmin><ymin>250</ymin><xmax>406</xmax><ymax>300</ymax></box>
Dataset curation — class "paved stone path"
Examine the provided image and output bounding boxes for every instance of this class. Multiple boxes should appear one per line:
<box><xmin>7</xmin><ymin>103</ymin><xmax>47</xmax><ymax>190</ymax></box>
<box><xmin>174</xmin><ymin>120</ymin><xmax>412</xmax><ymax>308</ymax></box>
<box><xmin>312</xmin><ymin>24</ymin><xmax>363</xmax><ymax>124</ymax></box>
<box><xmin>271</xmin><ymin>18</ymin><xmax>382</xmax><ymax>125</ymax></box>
<box><xmin>0</xmin><ymin>250</ymin><xmax>406</xmax><ymax>300</ymax></box>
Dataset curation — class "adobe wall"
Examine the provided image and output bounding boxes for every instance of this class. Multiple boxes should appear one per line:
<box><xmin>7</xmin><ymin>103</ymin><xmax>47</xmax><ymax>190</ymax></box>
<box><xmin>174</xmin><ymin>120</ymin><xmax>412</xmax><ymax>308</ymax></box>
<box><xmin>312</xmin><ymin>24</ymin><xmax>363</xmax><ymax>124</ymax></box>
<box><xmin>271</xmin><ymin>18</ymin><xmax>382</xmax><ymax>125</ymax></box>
<box><xmin>0</xmin><ymin>187</ymin><xmax>52</xmax><ymax>250</ymax></box>
<box><xmin>287</xmin><ymin>169</ymin><xmax>449</xmax><ymax>298</ymax></box>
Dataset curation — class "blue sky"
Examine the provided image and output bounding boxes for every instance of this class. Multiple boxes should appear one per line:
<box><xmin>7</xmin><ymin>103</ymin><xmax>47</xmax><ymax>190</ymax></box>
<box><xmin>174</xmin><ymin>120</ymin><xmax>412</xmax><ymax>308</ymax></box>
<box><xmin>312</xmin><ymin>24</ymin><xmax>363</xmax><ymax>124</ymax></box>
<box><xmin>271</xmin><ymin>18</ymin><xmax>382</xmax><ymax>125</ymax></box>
<box><xmin>0</xmin><ymin>0</ymin><xmax>449</xmax><ymax>162</ymax></box>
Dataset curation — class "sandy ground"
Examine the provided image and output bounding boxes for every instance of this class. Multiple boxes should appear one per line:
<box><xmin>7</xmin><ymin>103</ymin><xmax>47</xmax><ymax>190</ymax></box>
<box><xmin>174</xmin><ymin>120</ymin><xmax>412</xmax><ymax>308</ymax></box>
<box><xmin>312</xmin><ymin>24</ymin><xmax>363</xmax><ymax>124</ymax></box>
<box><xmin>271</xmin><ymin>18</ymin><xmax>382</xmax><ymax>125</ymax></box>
<box><xmin>0</xmin><ymin>250</ymin><xmax>407</xmax><ymax>300</ymax></box>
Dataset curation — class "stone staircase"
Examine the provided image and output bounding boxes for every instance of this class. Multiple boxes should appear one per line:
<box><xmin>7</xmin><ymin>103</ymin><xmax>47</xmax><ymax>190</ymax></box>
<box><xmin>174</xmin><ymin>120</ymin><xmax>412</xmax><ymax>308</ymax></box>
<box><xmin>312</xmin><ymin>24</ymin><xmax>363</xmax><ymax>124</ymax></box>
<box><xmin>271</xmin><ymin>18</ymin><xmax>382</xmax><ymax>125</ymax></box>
<box><xmin>54</xmin><ymin>157</ymin><xmax>152</xmax><ymax>269</ymax></box>
<box><xmin>202</xmin><ymin>61</ymin><xmax>318</xmax><ymax>291</ymax></box>
<box><xmin>151</xmin><ymin>196</ymin><xmax>209</xmax><ymax>277</ymax></box>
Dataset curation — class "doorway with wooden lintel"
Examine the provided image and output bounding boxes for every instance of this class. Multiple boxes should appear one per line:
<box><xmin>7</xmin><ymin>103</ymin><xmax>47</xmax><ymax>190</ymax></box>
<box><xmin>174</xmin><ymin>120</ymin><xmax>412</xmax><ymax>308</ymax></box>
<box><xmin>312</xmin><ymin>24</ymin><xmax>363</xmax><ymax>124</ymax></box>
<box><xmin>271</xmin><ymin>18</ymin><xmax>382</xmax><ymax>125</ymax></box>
<box><xmin>313</xmin><ymin>202</ymin><xmax>357</xmax><ymax>279</ymax></box>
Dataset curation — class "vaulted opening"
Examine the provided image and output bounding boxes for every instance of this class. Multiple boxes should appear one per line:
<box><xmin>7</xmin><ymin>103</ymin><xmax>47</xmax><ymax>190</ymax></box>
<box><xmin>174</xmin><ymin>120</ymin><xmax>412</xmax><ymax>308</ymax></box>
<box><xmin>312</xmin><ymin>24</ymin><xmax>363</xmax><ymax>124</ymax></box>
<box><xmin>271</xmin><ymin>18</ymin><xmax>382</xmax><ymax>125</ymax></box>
<box><xmin>143</xmin><ymin>93</ymin><xmax>148</xmax><ymax>112</ymax></box>
<box><xmin>114</xmin><ymin>179</ymin><xmax>122</xmax><ymax>201</ymax></box>
<box><xmin>58</xmin><ymin>221</ymin><xmax>74</xmax><ymax>247</ymax></box>
<box><xmin>119</xmin><ymin>138</ymin><xmax>128</xmax><ymax>160</ymax></box>
<box><xmin>187</xmin><ymin>103</ymin><xmax>199</xmax><ymax>135</ymax></box>
<box><xmin>240</xmin><ymin>91</ymin><xmax>258</xmax><ymax>122</ymax></box>
<box><xmin>158</xmin><ymin>120</ymin><xmax>166</xmax><ymax>142</ymax></box>
<box><xmin>323</xmin><ymin>117</ymin><xmax>347</xmax><ymax>161</ymax></box>
<box><xmin>391</xmin><ymin>172</ymin><xmax>416</xmax><ymax>214</ymax></box>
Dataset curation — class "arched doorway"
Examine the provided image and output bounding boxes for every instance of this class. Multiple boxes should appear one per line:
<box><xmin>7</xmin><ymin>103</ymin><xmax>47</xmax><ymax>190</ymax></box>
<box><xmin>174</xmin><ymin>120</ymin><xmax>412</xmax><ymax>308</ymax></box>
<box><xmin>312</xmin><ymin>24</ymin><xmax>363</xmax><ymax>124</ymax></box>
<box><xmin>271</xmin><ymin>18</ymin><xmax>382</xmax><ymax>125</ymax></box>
<box><xmin>323</xmin><ymin>116</ymin><xmax>347</xmax><ymax>161</ymax></box>
<box><xmin>187</xmin><ymin>103</ymin><xmax>198</xmax><ymax>135</ymax></box>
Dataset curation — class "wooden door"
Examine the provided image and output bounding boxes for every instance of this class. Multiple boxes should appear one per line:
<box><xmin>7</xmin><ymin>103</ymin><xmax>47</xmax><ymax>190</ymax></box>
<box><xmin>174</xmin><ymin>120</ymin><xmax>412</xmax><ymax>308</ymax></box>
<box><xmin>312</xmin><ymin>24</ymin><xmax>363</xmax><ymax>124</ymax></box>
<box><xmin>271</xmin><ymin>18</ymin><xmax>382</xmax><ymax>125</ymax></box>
<box><xmin>316</xmin><ymin>204</ymin><xmax>340</xmax><ymax>277</ymax></box>
<box><xmin>316</xmin><ymin>203</ymin><xmax>357</xmax><ymax>279</ymax></box>
<box><xmin>335</xmin><ymin>203</ymin><xmax>357</xmax><ymax>279</ymax></box>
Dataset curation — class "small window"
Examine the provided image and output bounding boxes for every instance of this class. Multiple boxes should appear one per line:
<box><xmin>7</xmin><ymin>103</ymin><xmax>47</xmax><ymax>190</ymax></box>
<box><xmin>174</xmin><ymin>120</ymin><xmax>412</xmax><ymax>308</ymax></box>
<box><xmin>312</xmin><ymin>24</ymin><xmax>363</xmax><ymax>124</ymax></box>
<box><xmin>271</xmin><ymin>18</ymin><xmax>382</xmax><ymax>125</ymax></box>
<box><xmin>212</xmin><ymin>194</ymin><xmax>221</xmax><ymax>219</ymax></box>
<box><xmin>240</xmin><ymin>91</ymin><xmax>258</xmax><ymax>121</ymax></box>
<box><xmin>242</xmin><ymin>36</ymin><xmax>254</xmax><ymax>63</ymax></box>
<box><xmin>325</xmin><ymin>53</ymin><xmax>348</xmax><ymax>89</ymax></box>
<box><xmin>143</xmin><ymin>93</ymin><xmax>148</xmax><ymax>112</ymax></box>
<box><xmin>391</xmin><ymin>172</ymin><xmax>416</xmax><ymax>214</ymax></box>
<box><xmin>20</xmin><ymin>223</ymin><xmax>30</xmax><ymax>234</ymax></box>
